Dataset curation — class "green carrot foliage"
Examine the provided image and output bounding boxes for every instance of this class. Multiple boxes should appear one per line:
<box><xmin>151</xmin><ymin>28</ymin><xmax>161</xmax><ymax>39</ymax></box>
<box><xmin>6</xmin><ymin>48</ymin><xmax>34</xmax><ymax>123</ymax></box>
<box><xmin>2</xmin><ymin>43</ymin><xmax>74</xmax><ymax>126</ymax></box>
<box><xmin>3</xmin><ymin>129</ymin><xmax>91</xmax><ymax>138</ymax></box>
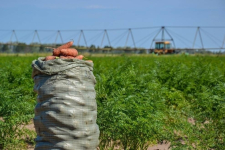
<box><xmin>0</xmin><ymin>55</ymin><xmax>224</xmax><ymax>149</ymax></box>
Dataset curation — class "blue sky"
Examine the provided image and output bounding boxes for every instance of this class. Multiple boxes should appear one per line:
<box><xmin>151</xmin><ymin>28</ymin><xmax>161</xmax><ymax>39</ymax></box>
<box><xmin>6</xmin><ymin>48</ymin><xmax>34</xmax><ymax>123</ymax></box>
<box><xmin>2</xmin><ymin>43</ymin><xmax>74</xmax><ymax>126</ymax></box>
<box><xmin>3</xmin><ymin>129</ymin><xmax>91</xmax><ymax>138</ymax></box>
<box><xmin>0</xmin><ymin>0</ymin><xmax>225</xmax><ymax>49</ymax></box>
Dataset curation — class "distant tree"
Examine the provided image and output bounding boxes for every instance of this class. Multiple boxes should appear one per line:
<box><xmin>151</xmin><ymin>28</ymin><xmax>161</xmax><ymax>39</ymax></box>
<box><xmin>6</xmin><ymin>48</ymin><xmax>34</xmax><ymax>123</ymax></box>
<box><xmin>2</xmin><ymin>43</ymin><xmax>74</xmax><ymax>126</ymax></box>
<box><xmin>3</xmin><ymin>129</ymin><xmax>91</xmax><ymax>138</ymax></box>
<box><xmin>125</xmin><ymin>46</ymin><xmax>131</xmax><ymax>49</ymax></box>
<box><xmin>55</xmin><ymin>44</ymin><xmax>61</xmax><ymax>48</ymax></box>
<box><xmin>218</xmin><ymin>50</ymin><xmax>222</xmax><ymax>55</ymax></box>
<box><xmin>90</xmin><ymin>44</ymin><xmax>96</xmax><ymax>50</ymax></box>
<box><xmin>1</xmin><ymin>44</ymin><xmax>10</xmax><ymax>52</ymax></box>
<box><xmin>15</xmin><ymin>43</ymin><xmax>27</xmax><ymax>53</ymax></box>
<box><xmin>103</xmin><ymin>45</ymin><xmax>112</xmax><ymax>50</ymax></box>
<box><xmin>29</xmin><ymin>43</ymin><xmax>41</xmax><ymax>53</ymax></box>
<box><xmin>31</xmin><ymin>46</ymin><xmax>40</xmax><ymax>53</ymax></box>
<box><xmin>116</xmin><ymin>46</ymin><xmax>123</xmax><ymax>50</ymax></box>
<box><xmin>39</xmin><ymin>45</ymin><xmax>45</xmax><ymax>52</ymax></box>
<box><xmin>104</xmin><ymin>45</ymin><xmax>112</xmax><ymax>48</ymax></box>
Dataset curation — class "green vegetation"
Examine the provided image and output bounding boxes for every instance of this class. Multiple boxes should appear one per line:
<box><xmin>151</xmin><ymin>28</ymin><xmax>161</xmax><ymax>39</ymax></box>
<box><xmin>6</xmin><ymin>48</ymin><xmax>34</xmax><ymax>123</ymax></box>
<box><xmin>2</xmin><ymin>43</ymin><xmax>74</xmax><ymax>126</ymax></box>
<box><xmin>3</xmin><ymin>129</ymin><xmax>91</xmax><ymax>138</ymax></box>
<box><xmin>0</xmin><ymin>56</ymin><xmax>36</xmax><ymax>149</ymax></box>
<box><xmin>0</xmin><ymin>54</ymin><xmax>224</xmax><ymax>149</ymax></box>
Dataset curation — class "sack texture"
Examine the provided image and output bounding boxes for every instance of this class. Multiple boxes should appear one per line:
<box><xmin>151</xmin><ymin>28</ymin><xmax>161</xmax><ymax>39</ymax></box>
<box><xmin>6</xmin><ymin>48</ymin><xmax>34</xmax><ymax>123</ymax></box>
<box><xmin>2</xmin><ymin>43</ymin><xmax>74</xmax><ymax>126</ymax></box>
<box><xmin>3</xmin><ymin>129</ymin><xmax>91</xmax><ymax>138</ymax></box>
<box><xmin>32</xmin><ymin>57</ymin><xmax>99</xmax><ymax>150</ymax></box>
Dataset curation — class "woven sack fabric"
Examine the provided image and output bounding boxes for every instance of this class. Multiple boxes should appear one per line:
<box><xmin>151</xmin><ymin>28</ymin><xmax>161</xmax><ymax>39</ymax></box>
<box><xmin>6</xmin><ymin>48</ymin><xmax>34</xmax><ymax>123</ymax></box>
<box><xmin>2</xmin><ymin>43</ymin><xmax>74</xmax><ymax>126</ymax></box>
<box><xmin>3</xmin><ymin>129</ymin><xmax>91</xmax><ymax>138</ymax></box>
<box><xmin>32</xmin><ymin>57</ymin><xmax>99</xmax><ymax>150</ymax></box>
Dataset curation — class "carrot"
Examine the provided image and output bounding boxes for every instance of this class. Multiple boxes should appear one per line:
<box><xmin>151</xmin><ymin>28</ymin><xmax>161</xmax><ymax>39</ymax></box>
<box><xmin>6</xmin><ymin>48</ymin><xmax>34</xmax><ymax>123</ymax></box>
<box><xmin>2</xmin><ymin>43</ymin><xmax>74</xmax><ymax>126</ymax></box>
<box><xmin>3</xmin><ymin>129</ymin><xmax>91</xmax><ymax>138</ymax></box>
<box><xmin>60</xmin><ymin>56</ymin><xmax>76</xmax><ymax>59</ymax></box>
<box><xmin>53</xmin><ymin>41</ymin><xmax>74</xmax><ymax>56</ymax></box>
<box><xmin>74</xmin><ymin>55</ymin><xmax>84</xmax><ymax>60</ymax></box>
<box><xmin>44</xmin><ymin>56</ymin><xmax>57</xmax><ymax>61</ymax></box>
<box><xmin>60</xmin><ymin>48</ymin><xmax>78</xmax><ymax>57</ymax></box>
<box><xmin>86</xmin><ymin>60</ymin><xmax>93</xmax><ymax>62</ymax></box>
<box><xmin>53</xmin><ymin>49</ymin><xmax>61</xmax><ymax>56</ymax></box>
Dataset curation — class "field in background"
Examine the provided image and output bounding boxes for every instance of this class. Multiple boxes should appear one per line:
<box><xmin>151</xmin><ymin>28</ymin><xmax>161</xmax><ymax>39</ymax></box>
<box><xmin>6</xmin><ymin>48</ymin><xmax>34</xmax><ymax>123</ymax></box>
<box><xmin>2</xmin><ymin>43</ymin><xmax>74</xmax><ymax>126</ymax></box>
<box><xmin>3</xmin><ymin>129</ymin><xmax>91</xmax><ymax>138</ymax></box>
<box><xmin>0</xmin><ymin>54</ymin><xmax>224</xmax><ymax>149</ymax></box>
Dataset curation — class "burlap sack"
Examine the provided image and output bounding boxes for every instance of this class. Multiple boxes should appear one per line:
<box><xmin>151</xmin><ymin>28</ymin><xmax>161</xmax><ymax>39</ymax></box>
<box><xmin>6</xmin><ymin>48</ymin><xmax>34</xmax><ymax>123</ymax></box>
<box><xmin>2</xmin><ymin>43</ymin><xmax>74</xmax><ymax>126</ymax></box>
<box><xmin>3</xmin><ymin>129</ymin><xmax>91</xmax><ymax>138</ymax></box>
<box><xmin>32</xmin><ymin>57</ymin><xmax>99</xmax><ymax>150</ymax></box>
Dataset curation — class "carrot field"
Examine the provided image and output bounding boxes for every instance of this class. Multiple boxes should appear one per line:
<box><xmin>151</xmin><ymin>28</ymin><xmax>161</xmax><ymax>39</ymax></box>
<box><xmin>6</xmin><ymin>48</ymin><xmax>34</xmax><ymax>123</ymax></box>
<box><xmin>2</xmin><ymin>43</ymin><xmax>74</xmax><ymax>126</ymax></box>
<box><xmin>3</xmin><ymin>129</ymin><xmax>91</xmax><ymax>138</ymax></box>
<box><xmin>0</xmin><ymin>54</ymin><xmax>224</xmax><ymax>150</ymax></box>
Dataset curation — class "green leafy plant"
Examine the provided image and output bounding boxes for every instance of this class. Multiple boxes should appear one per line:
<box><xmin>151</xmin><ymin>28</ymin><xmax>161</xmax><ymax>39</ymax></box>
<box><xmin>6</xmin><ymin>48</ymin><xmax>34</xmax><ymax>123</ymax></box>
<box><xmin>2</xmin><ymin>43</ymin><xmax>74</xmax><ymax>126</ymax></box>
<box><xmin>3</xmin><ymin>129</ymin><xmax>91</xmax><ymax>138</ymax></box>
<box><xmin>0</xmin><ymin>57</ymin><xmax>36</xmax><ymax>149</ymax></box>
<box><xmin>0</xmin><ymin>55</ymin><xmax>224</xmax><ymax>149</ymax></box>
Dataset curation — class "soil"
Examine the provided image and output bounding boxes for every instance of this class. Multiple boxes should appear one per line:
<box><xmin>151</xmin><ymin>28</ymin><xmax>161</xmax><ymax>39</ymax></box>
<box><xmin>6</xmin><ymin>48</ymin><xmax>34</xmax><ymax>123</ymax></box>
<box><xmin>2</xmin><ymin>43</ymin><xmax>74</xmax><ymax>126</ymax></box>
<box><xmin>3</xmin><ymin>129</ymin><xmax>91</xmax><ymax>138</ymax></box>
<box><xmin>147</xmin><ymin>141</ymin><xmax>170</xmax><ymax>150</ymax></box>
<box><xmin>0</xmin><ymin>117</ymin><xmax>4</xmax><ymax>121</ymax></box>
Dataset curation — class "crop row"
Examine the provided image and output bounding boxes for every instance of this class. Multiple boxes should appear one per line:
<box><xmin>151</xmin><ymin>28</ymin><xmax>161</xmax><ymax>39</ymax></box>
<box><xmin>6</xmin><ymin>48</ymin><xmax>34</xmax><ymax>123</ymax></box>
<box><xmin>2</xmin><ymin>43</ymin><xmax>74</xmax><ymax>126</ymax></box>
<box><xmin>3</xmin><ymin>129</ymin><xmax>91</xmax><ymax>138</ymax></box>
<box><xmin>0</xmin><ymin>55</ymin><xmax>224</xmax><ymax>149</ymax></box>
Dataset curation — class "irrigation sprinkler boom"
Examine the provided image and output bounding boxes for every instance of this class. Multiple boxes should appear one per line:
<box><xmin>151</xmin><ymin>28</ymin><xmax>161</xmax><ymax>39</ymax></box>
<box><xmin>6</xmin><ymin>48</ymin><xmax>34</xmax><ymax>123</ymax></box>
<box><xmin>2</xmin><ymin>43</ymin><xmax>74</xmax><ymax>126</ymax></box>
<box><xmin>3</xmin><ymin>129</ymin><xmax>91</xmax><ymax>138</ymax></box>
<box><xmin>1</xmin><ymin>26</ymin><xmax>225</xmax><ymax>54</ymax></box>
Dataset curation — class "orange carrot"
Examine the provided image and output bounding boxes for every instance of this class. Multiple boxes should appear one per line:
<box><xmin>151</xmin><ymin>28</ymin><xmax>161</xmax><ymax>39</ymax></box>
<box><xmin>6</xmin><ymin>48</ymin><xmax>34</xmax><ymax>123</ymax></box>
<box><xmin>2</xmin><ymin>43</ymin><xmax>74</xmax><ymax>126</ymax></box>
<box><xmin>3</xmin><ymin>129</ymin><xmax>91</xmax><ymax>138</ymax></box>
<box><xmin>86</xmin><ymin>60</ymin><xmax>93</xmax><ymax>62</ymax></box>
<box><xmin>53</xmin><ymin>49</ymin><xmax>61</xmax><ymax>56</ymax></box>
<box><xmin>44</xmin><ymin>56</ymin><xmax>57</xmax><ymax>61</ymax></box>
<box><xmin>60</xmin><ymin>56</ymin><xmax>76</xmax><ymax>59</ymax></box>
<box><xmin>53</xmin><ymin>41</ymin><xmax>74</xmax><ymax>56</ymax></box>
<box><xmin>74</xmin><ymin>55</ymin><xmax>84</xmax><ymax>60</ymax></box>
<box><xmin>60</xmin><ymin>48</ymin><xmax>78</xmax><ymax>57</ymax></box>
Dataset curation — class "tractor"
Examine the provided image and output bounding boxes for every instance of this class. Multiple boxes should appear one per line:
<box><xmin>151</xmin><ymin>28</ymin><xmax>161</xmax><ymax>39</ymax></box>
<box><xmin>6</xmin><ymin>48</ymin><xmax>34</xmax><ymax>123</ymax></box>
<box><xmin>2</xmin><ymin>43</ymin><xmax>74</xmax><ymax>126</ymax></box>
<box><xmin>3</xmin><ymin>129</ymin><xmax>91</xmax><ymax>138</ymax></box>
<box><xmin>154</xmin><ymin>41</ymin><xmax>175</xmax><ymax>54</ymax></box>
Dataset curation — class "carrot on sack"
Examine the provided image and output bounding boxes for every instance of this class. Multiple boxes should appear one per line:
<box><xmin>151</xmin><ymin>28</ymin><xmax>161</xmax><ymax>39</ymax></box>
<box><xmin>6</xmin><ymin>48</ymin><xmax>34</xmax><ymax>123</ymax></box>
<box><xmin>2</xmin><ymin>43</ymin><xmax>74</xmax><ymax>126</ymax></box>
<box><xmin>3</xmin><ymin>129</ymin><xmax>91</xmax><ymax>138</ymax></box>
<box><xmin>53</xmin><ymin>49</ymin><xmax>61</xmax><ymax>56</ymax></box>
<box><xmin>86</xmin><ymin>60</ymin><xmax>93</xmax><ymax>62</ymax></box>
<box><xmin>60</xmin><ymin>56</ymin><xmax>76</xmax><ymax>59</ymax></box>
<box><xmin>44</xmin><ymin>56</ymin><xmax>57</xmax><ymax>61</ymax></box>
<box><xmin>74</xmin><ymin>55</ymin><xmax>84</xmax><ymax>60</ymax></box>
<box><xmin>53</xmin><ymin>41</ymin><xmax>74</xmax><ymax>56</ymax></box>
<box><xmin>60</xmin><ymin>48</ymin><xmax>78</xmax><ymax>57</ymax></box>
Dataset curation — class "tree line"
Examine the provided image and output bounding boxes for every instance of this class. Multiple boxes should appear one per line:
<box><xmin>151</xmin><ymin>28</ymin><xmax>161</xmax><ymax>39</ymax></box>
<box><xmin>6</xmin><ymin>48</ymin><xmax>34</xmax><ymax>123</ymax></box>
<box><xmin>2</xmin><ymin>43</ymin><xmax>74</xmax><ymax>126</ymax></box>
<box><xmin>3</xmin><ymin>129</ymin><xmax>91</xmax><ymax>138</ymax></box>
<box><xmin>0</xmin><ymin>42</ymin><xmax>148</xmax><ymax>53</ymax></box>
<box><xmin>0</xmin><ymin>42</ymin><xmax>223</xmax><ymax>54</ymax></box>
